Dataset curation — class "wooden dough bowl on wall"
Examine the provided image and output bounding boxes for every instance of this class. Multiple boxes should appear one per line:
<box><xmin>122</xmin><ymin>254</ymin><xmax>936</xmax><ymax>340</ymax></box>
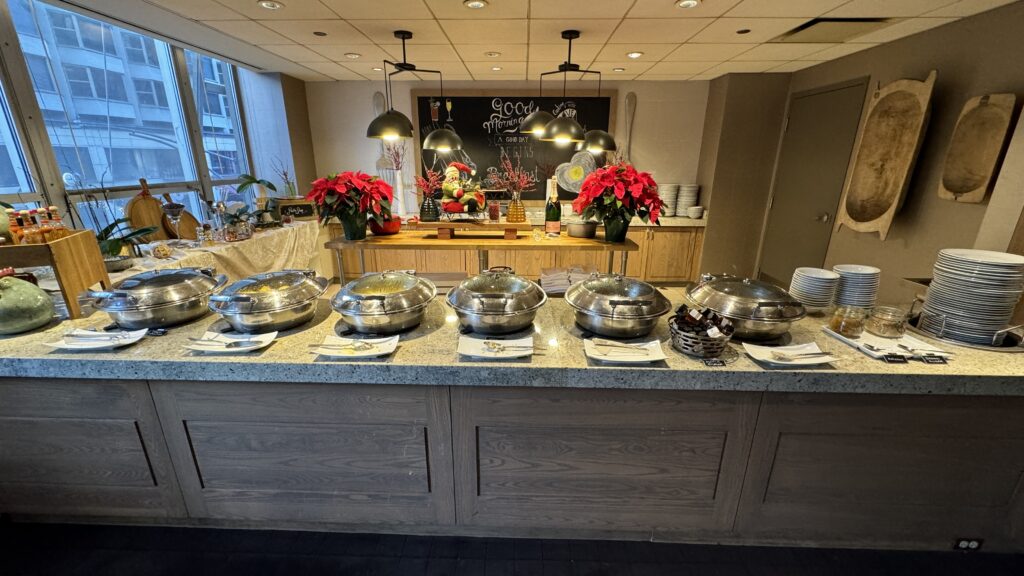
<box><xmin>836</xmin><ymin>71</ymin><xmax>937</xmax><ymax>241</ymax></box>
<box><xmin>938</xmin><ymin>93</ymin><xmax>1017</xmax><ymax>203</ymax></box>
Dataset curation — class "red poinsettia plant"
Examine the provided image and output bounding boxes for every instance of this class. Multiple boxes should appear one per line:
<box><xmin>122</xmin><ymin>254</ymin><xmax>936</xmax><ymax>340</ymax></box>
<box><xmin>572</xmin><ymin>162</ymin><xmax>662</xmax><ymax>225</ymax></box>
<box><xmin>306</xmin><ymin>171</ymin><xmax>393</xmax><ymax>226</ymax></box>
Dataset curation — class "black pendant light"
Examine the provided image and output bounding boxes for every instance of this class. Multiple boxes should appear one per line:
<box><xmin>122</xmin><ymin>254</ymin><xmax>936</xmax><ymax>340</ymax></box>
<box><xmin>367</xmin><ymin>109</ymin><xmax>413</xmax><ymax>141</ymax></box>
<box><xmin>422</xmin><ymin>127</ymin><xmax>463</xmax><ymax>152</ymax></box>
<box><xmin>579</xmin><ymin>129</ymin><xmax>617</xmax><ymax>154</ymax></box>
<box><xmin>519</xmin><ymin>109</ymin><xmax>555</xmax><ymax>136</ymax></box>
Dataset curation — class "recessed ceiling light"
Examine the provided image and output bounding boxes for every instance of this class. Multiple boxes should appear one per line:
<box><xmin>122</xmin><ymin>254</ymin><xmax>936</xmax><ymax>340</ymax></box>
<box><xmin>736</xmin><ymin>29</ymin><xmax>751</xmax><ymax>35</ymax></box>
<box><xmin>463</xmin><ymin>0</ymin><xmax>488</xmax><ymax>8</ymax></box>
<box><xmin>612</xmin><ymin>67</ymin><xmax>625</xmax><ymax>72</ymax></box>
<box><xmin>258</xmin><ymin>0</ymin><xmax>284</xmax><ymax>10</ymax></box>
<box><xmin>626</xmin><ymin>51</ymin><xmax>644</xmax><ymax>59</ymax></box>
<box><xmin>484</xmin><ymin>51</ymin><xmax>501</xmax><ymax>58</ymax></box>
<box><xmin>491</xmin><ymin>66</ymin><xmax>502</xmax><ymax>71</ymax></box>
<box><xmin>344</xmin><ymin>53</ymin><xmax>361</xmax><ymax>59</ymax></box>
<box><xmin>313</xmin><ymin>31</ymin><xmax>327</xmax><ymax>37</ymax></box>
<box><xmin>676</xmin><ymin>0</ymin><xmax>700</xmax><ymax>8</ymax></box>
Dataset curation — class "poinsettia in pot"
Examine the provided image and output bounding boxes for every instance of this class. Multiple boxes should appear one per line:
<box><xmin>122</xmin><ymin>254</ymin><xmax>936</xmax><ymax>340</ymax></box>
<box><xmin>306</xmin><ymin>171</ymin><xmax>393</xmax><ymax>241</ymax></box>
<box><xmin>572</xmin><ymin>162</ymin><xmax>663</xmax><ymax>243</ymax></box>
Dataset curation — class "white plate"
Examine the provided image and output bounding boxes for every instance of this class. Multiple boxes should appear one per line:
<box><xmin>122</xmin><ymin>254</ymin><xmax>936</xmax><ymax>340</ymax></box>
<box><xmin>833</xmin><ymin>264</ymin><xmax>881</xmax><ymax>275</ymax></box>
<box><xmin>794</xmin><ymin>267</ymin><xmax>840</xmax><ymax>281</ymax></box>
<box><xmin>313</xmin><ymin>335</ymin><xmax>398</xmax><ymax>358</ymax></box>
<box><xmin>44</xmin><ymin>329</ymin><xmax>147</xmax><ymax>351</ymax></box>
<box><xmin>584</xmin><ymin>339</ymin><xmax>667</xmax><ymax>364</ymax></box>
<box><xmin>458</xmin><ymin>335</ymin><xmax>533</xmax><ymax>359</ymax></box>
<box><xmin>185</xmin><ymin>331</ymin><xmax>277</xmax><ymax>354</ymax></box>
<box><xmin>939</xmin><ymin>249</ymin><xmax>1024</xmax><ymax>267</ymax></box>
<box><xmin>743</xmin><ymin>342</ymin><xmax>839</xmax><ymax>367</ymax></box>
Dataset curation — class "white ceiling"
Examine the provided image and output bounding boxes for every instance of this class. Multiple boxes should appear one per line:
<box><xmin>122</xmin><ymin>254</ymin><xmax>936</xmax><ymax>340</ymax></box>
<box><xmin>133</xmin><ymin>0</ymin><xmax>1018</xmax><ymax>81</ymax></box>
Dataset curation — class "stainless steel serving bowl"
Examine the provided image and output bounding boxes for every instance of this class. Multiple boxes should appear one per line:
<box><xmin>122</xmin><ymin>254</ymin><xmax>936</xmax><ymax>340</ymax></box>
<box><xmin>446</xmin><ymin>266</ymin><xmax>547</xmax><ymax>334</ymax></box>
<box><xmin>332</xmin><ymin>271</ymin><xmax>436</xmax><ymax>334</ymax></box>
<box><xmin>685</xmin><ymin>273</ymin><xmax>805</xmax><ymax>340</ymax></box>
<box><xmin>209</xmin><ymin>270</ymin><xmax>329</xmax><ymax>333</ymax></box>
<box><xmin>565</xmin><ymin>273</ymin><xmax>672</xmax><ymax>338</ymax></box>
<box><xmin>88</xmin><ymin>267</ymin><xmax>227</xmax><ymax>329</ymax></box>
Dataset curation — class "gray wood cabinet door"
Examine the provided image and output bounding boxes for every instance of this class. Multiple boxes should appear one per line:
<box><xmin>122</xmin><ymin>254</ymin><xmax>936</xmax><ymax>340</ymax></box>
<box><xmin>451</xmin><ymin>387</ymin><xmax>759</xmax><ymax>538</ymax></box>
<box><xmin>736</xmin><ymin>393</ymin><xmax>1024</xmax><ymax>551</ymax></box>
<box><xmin>0</xmin><ymin>378</ymin><xmax>185</xmax><ymax>518</ymax></box>
<box><xmin>150</xmin><ymin>381</ymin><xmax>455</xmax><ymax>526</ymax></box>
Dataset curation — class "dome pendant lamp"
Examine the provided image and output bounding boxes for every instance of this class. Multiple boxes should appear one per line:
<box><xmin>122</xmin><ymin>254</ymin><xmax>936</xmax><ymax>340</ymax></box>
<box><xmin>580</xmin><ymin>129</ymin><xmax>617</xmax><ymax>154</ymax></box>
<box><xmin>519</xmin><ymin>74</ymin><xmax>555</xmax><ymax>135</ymax></box>
<box><xmin>422</xmin><ymin>60</ymin><xmax>463</xmax><ymax>152</ymax></box>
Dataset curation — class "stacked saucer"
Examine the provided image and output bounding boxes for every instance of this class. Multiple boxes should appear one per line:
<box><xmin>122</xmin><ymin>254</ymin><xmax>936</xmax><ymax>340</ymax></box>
<box><xmin>832</xmin><ymin>264</ymin><xmax>880</xmax><ymax>308</ymax></box>
<box><xmin>920</xmin><ymin>248</ymin><xmax>1024</xmax><ymax>345</ymax></box>
<box><xmin>677</xmin><ymin>185</ymin><xmax>699</xmax><ymax>211</ymax></box>
<box><xmin>658</xmin><ymin>184</ymin><xmax>679</xmax><ymax>216</ymax></box>
<box><xmin>789</xmin><ymin>267</ymin><xmax>840</xmax><ymax>309</ymax></box>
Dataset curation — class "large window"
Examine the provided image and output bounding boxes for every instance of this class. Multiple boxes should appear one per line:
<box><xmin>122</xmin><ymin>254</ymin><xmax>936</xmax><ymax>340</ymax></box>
<box><xmin>0</xmin><ymin>82</ymin><xmax>38</xmax><ymax>205</ymax></box>
<box><xmin>123</xmin><ymin>32</ymin><xmax>159</xmax><ymax>67</ymax></box>
<box><xmin>46</xmin><ymin>10</ymin><xmax>117</xmax><ymax>55</ymax></box>
<box><xmin>186</xmin><ymin>51</ymin><xmax>247</xmax><ymax>183</ymax></box>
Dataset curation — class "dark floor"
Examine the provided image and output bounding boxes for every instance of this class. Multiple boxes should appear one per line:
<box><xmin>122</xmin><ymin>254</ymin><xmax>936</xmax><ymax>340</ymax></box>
<box><xmin>1</xmin><ymin>522</ymin><xmax>1022</xmax><ymax>576</ymax></box>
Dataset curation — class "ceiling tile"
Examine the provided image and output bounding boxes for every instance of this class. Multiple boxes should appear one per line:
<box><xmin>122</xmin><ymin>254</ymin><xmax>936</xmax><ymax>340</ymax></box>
<box><xmin>352</xmin><ymin>20</ymin><xmax>448</xmax><ymax>43</ymax></box>
<box><xmin>798</xmin><ymin>42</ymin><xmax>879</xmax><ymax>60</ymax></box>
<box><xmin>530</xmin><ymin>0</ymin><xmax>632</xmax><ymax>19</ymax></box>
<box><xmin>425</xmin><ymin>0</ymin><xmax>529</xmax><ymax>19</ymax></box>
<box><xmin>341</xmin><ymin>62</ymin><xmax>390</xmax><ymax>77</ymax></box>
<box><xmin>527</xmin><ymin>43</ymin><xmax>601</xmax><ymax>61</ymax></box>
<box><xmin>927</xmin><ymin>0</ymin><xmax>1018</xmax><ymax>16</ymax></box>
<box><xmin>439</xmin><ymin>19</ymin><xmax>528</xmax><ymax>44</ymax></box>
<box><xmin>217</xmin><ymin>0</ymin><xmax>337</xmax><ymax>20</ymax></box>
<box><xmin>732</xmin><ymin>43</ymin><xmax>834</xmax><ymax>61</ymax></box>
<box><xmin>261</xmin><ymin>44</ymin><xmax>330</xmax><ymax>62</ymax></box>
<box><xmin>827</xmin><ymin>0</ymin><xmax>961</xmax><ymax>18</ymax></box>
<box><xmin>272</xmin><ymin>19</ymin><xmax>371</xmax><ymax>44</ymax></box>
<box><xmin>406</xmin><ymin>60</ymin><xmax>472</xmax><ymax>75</ymax></box>
<box><xmin>725</xmin><ymin>0</ymin><xmax>849</xmax><ymax>17</ymax></box>
<box><xmin>311</xmin><ymin>44</ymin><xmax>393</xmax><ymax>61</ymax></box>
<box><xmin>688</xmin><ymin>72</ymin><xmax>723</xmax><ymax>80</ymax></box>
<box><xmin>321</xmin><ymin>0</ymin><xmax>434</xmax><ymax>19</ymax></box>
<box><xmin>301</xmin><ymin>61</ymin><xmax>368</xmax><ymax>79</ymax></box>
<box><xmin>645</xmin><ymin>61</ymin><xmax>718</xmax><ymax>75</ymax></box>
<box><xmin>767</xmin><ymin>60</ymin><xmax>818</xmax><ymax>72</ymax></box>
<box><xmin>529</xmin><ymin>20</ymin><xmax>620</xmax><ymax>44</ymax></box>
<box><xmin>289</xmin><ymin>67</ymin><xmax>334</xmax><ymax>81</ymax></box>
<box><xmin>148</xmin><ymin>0</ymin><xmax>241</xmax><ymax>20</ymax></box>
<box><xmin>595</xmin><ymin>44</ymin><xmax>680</xmax><ymax>61</ymax></box>
<box><xmin>456</xmin><ymin>44</ymin><xmax>528</xmax><ymax>61</ymax></box>
<box><xmin>627</xmin><ymin>0</ymin><xmax>743</xmax><ymax>18</ymax></box>
<box><xmin>637</xmin><ymin>73</ymin><xmax>703</xmax><ymax>81</ymax></box>
<box><xmin>465</xmin><ymin>61</ymin><xmax>526</xmax><ymax>75</ymax></box>
<box><xmin>702</xmin><ymin>60</ymin><xmax>787</xmax><ymax>74</ymax></box>
<box><xmin>688</xmin><ymin>17</ymin><xmax>811</xmax><ymax>43</ymax></box>
<box><xmin>664</xmin><ymin>43</ymin><xmax>753</xmax><ymax>61</ymax></box>
<box><xmin>202</xmin><ymin>20</ymin><xmax>294</xmax><ymax>44</ymax></box>
<box><xmin>590</xmin><ymin>61</ymin><xmax>656</xmax><ymax>75</ymax></box>
<box><xmin>609</xmin><ymin>18</ymin><xmax>713</xmax><ymax>43</ymax></box>
<box><xmin>851</xmin><ymin>18</ymin><xmax>957</xmax><ymax>43</ymax></box>
<box><xmin>384</xmin><ymin>43</ymin><xmax>460</xmax><ymax>60</ymax></box>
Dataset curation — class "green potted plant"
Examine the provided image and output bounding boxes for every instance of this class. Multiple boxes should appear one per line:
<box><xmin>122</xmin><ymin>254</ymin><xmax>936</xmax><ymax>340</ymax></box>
<box><xmin>306</xmin><ymin>171</ymin><xmax>393</xmax><ymax>241</ymax></box>
<box><xmin>95</xmin><ymin>218</ymin><xmax>158</xmax><ymax>271</ymax></box>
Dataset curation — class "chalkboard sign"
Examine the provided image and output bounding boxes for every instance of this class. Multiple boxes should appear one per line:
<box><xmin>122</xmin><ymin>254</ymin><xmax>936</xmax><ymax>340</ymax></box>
<box><xmin>414</xmin><ymin>93</ymin><xmax>613</xmax><ymax>200</ymax></box>
<box><xmin>270</xmin><ymin>198</ymin><xmax>317</xmax><ymax>221</ymax></box>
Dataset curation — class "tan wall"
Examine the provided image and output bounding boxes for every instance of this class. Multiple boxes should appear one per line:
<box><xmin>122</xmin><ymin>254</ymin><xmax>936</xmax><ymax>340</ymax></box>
<box><xmin>280</xmin><ymin>74</ymin><xmax>316</xmax><ymax>191</ymax></box>
<box><xmin>789</xmin><ymin>1</ymin><xmax>1024</xmax><ymax>305</ymax></box>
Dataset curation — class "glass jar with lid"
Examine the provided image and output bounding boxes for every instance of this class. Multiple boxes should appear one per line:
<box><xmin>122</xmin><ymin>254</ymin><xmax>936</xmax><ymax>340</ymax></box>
<box><xmin>865</xmin><ymin>306</ymin><xmax>908</xmax><ymax>338</ymax></box>
<box><xmin>829</xmin><ymin>305</ymin><xmax>868</xmax><ymax>338</ymax></box>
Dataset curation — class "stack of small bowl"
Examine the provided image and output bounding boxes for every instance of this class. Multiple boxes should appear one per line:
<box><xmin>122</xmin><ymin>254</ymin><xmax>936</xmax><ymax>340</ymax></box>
<box><xmin>677</xmin><ymin>185</ymin><xmax>702</xmax><ymax>219</ymax></box>
<box><xmin>658</xmin><ymin>184</ymin><xmax>680</xmax><ymax>216</ymax></box>
<box><xmin>832</xmin><ymin>264</ymin><xmax>880</xmax><ymax>308</ymax></box>
<box><xmin>789</xmin><ymin>267</ymin><xmax>840</xmax><ymax>310</ymax></box>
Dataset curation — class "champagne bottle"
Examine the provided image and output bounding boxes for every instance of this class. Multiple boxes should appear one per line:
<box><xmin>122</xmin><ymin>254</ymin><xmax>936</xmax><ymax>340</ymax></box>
<box><xmin>544</xmin><ymin>178</ymin><xmax>561</xmax><ymax>235</ymax></box>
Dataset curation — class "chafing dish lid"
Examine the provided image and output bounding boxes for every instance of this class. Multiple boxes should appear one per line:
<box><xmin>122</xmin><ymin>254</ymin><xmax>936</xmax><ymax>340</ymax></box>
<box><xmin>565</xmin><ymin>273</ymin><xmax>672</xmax><ymax>319</ymax></box>
<box><xmin>446</xmin><ymin>267</ymin><xmax>547</xmax><ymax>315</ymax></box>
<box><xmin>332</xmin><ymin>271</ymin><xmax>436</xmax><ymax>315</ymax></box>
<box><xmin>92</xmin><ymin>268</ymin><xmax>221</xmax><ymax>311</ymax></box>
<box><xmin>210</xmin><ymin>270</ymin><xmax>327</xmax><ymax>314</ymax></box>
<box><xmin>686</xmin><ymin>274</ymin><xmax>805</xmax><ymax>321</ymax></box>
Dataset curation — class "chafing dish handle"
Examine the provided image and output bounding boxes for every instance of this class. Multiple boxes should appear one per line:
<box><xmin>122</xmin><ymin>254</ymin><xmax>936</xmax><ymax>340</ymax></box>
<box><xmin>340</xmin><ymin>294</ymin><xmax>388</xmax><ymax>313</ymax></box>
<box><xmin>209</xmin><ymin>294</ymin><xmax>255</xmax><ymax>303</ymax></box>
<box><xmin>608</xmin><ymin>299</ymin><xmax>647</xmax><ymax>318</ymax></box>
<box><xmin>752</xmin><ymin>300</ymin><xmax>803</xmax><ymax>318</ymax></box>
<box><xmin>85</xmin><ymin>290</ymin><xmax>138</xmax><ymax>304</ymax></box>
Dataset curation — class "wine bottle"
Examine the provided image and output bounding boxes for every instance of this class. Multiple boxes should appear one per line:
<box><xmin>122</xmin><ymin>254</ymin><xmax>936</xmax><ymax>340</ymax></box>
<box><xmin>544</xmin><ymin>178</ymin><xmax>561</xmax><ymax>235</ymax></box>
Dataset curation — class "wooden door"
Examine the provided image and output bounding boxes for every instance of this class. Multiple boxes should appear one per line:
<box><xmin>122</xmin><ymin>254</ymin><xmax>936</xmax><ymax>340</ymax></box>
<box><xmin>0</xmin><ymin>378</ymin><xmax>185</xmax><ymax>518</ymax></box>
<box><xmin>150</xmin><ymin>381</ymin><xmax>455</xmax><ymax>526</ymax></box>
<box><xmin>644</xmin><ymin>228</ymin><xmax>697</xmax><ymax>282</ymax></box>
<box><xmin>736</xmin><ymin>393</ymin><xmax>1024</xmax><ymax>550</ymax></box>
<box><xmin>758</xmin><ymin>79</ymin><xmax>867</xmax><ymax>286</ymax></box>
<box><xmin>451</xmin><ymin>387</ymin><xmax>759</xmax><ymax>537</ymax></box>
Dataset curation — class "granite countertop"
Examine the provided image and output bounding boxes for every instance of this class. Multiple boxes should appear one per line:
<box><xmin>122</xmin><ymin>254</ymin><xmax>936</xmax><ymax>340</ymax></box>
<box><xmin>2</xmin><ymin>292</ymin><xmax>1022</xmax><ymax>396</ymax></box>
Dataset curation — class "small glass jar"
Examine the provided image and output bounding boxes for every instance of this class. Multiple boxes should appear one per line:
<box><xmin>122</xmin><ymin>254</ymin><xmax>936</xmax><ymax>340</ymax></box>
<box><xmin>487</xmin><ymin>200</ymin><xmax>501</xmax><ymax>222</ymax></box>
<box><xmin>829</xmin><ymin>305</ymin><xmax>868</xmax><ymax>338</ymax></box>
<box><xmin>865</xmin><ymin>306</ymin><xmax>908</xmax><ymax>339</ymax></box>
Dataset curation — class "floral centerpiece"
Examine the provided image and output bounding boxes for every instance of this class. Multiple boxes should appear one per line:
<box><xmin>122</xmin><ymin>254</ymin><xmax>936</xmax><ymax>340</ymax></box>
<box><xmin>485</xmin><ymin>151</ymin><xmax>537</xmax><ymax>223</ymax></box>
<box><xmin>572</xmin><ymin>162</ymin><xmax>662</xmax><ymax>243</ymax></box>
<box><xmin>415</xmin><ymin>168</ymin><xmax>444</xmax><ymax>222</ymax></box>
<box><xmin>306</xmin><ymin>171</ymin><xmax>393</xmax><ymax>241</ymax></box>
<box><xmin>440</xmin><ymin>162</ymin><xmax>484</xmax><ymax>214</ymax></box>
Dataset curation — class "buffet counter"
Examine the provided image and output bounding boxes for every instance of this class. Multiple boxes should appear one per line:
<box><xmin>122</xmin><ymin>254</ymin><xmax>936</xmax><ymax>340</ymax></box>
<box><xmin>3</xmin><ymin>294</ymin><xmax>1024</xmax><ymax>552</ymax></box>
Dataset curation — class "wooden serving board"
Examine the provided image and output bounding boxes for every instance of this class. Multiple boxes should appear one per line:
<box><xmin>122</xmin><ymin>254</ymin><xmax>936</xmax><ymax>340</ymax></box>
<box><xmin>836</xmin><ymin>70</ymin><xmax>937</xmax><ymax>241</ymax></box>
<box><xmin>406</xmin><ymin>218</ymin><xmax>534</xmax><ymax>240</ymax></box>
<box><xmin>938</xmin><ymin>93</ymin><xmax>1017</xmax><ymax>203</ymax></box>
<box><xmin>161</xmin><ymin>193</ymin><xmax>201</xmax><ymax>240</ymax></box>
<box><xmin>125</xmin><ymin>184</ymin><xmax>169</xmax><ymax>242</ymax></box>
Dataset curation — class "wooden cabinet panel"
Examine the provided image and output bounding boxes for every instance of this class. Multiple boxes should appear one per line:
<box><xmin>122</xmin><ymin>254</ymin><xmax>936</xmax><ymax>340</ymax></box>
<box><xmin>736</xmin><ymin>394</ymin><xmax>1024</xmax><ymax>549</ymax></box>
<box><xmin>554</xmin><ymin>250</ymin><xmax>609</xmax><ymax>273</ymax></box>
<box><xmin>487</xmin><ymin>250</ymin><xmax>555</xmax><ymax>279</ymax></box>
<box><xmin>451</xmin><ymin>387</ymin><xmax>759</xmax><ymax>535</ymax></box>
<box><xmin>0</xmin><ymin>378</ymin><xmax>184</xmax><ymax>518</ymax></box>
<box><xmin>625</xmin><ymin>228</ymin><xmax>649</xmax><ymax>278</ymax></box>
<box><xmin>150</xmin><ymin>381</ymin><xmax>454</xmax><ymax>526</ymax></box>
<box><xmin>373</xmin><ymin>249</ymin><xmax>417</xmax><ymax>272</ymax></box>
<box><xmin>644</xmin><ymin>229</ymin><xmax>699</xmax><ymax>283</ymax></box>
<box><xmin>418</xmin><ymin>251</ymin><xmax>472</xmax><ymax>274</ymax></box>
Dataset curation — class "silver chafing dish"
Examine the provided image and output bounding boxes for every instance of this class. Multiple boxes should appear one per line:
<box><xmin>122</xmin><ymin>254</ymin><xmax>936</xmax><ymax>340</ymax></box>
<box><xmin>332</xmin><ymin>271</ymin><xmax>436</xmax><ymax>334</ymax></box>
<box><xmin>446</xmin><ymin>267</ymin><xmax>547</xmax><ymax>334</ymax></box>
<box><xmin>685</xmin><ymin>273</ymin><xmax>805</xmax><ymax>340</ymax></box>
<box><xmin>565</xmin><ymin>273</ymin><xmax>672</xmax><ymax>338</ymax></box>
<box><xmin>88</xmin><ymin>267</ymin><xmax>227</xmax><ymax>329</ymax></box>
<box><xmin>209</xmin><ymin>270</ymin><xmax>328</xmax><ymax>333</ymax></box>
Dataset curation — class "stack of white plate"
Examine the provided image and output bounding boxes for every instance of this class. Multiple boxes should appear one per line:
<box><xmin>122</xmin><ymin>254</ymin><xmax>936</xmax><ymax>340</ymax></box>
<box><xmin>659</xmin><ymin>184</ymin><xmax>680</xmax><ymax>216</ymax></box>
<box><xmin>832</xmin><ymin>264</ymin><xmax>880</xmax><ymax>308</ymax></box>
<box><xmin>677</xmin><ymin>185</ymin><xmax>699</xmax><ymax>210</ymax></box>
<box><xmin>920</xmin><ymin>248</ymin><xmax>1024</xmax><ymax>345</ymax></box>
<box><xmin>789</xmin><ymin>267</ymin><xmax>840</xmax><ymax>309</ymax></box>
